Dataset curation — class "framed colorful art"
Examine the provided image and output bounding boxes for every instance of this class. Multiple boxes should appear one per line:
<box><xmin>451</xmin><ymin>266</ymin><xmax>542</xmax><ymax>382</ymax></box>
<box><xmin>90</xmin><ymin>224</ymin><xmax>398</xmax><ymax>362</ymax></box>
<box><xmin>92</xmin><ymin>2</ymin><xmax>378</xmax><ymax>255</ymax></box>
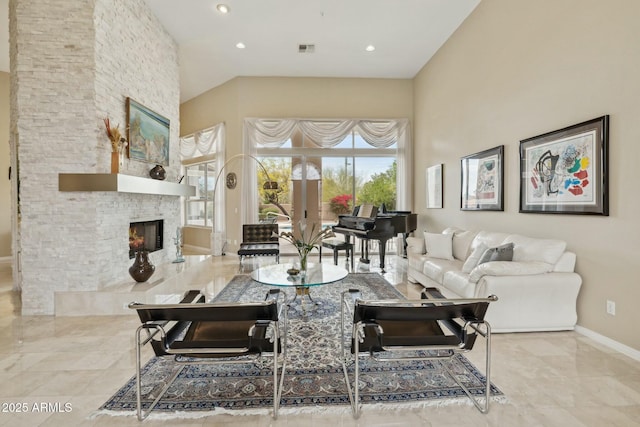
<box><xmin>461</xmin><ymin>145</ymin><xmax>504</xmax><ymax>211</ymax></box>
<box><xmin>126</xmin><ymin>98</ymin><xmax>170</xmax><ymax>166</ymax></box>
<box><xmin>519</xmin><ymin>116</ymin><xmax>609</xmax><ymax>215</ymax></box>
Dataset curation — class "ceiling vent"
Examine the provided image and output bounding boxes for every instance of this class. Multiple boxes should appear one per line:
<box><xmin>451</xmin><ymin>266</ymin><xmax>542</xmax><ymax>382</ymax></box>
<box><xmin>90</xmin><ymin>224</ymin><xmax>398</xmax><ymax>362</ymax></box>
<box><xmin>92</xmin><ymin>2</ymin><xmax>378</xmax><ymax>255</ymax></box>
<box><xmin>298</xmin><ymin>44</ymin><xmax>315</xmax><ymax>53</ymax></box>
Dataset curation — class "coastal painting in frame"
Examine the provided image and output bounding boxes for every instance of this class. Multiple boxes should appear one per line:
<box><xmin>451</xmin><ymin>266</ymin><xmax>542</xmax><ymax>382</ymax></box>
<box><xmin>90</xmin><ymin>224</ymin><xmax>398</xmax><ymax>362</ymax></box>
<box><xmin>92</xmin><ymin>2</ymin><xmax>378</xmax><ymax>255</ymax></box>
<box><xmin>426</xmin><ymin>164</ymin><xmax>443</xmax><ymax>209</ymax></box>
<box><xmin>519</xmin><ymin>115</ymin><xmax>609</xmax><ymax>215</ymax></box>
<box><xmin>126</xmin><ymin>97</ymin><xmax>170</xmax><ymax>166</ymax></box>
<box><xmin>461</xmin><ymin>145</ymin><xmax>504</xmax><ymax>211</ymax></box>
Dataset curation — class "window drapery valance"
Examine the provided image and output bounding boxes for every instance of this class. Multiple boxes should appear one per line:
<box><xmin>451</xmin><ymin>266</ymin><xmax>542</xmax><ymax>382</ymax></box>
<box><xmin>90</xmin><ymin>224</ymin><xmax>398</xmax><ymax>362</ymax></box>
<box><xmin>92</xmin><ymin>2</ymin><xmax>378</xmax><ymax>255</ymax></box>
<box><xmin>179</xmin><ymin>122</ymin><xmax>225</xmax><ymax>159</ymax></box>
<box><xmin>242</xmin><ymin>118</ymin><xmax>412</xmax><ymax>225</ymax></box>
<box><xmin>243</xmin><ymin>118</ymin><xmax>406</xmax><ymax>149</ymax></box>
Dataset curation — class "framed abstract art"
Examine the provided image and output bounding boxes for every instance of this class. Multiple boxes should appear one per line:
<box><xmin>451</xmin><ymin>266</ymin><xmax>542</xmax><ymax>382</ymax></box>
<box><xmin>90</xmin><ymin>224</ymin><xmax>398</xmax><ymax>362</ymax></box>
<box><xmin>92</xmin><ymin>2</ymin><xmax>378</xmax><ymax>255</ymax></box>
<box><xmin>519</xmin><ymin>116</ymin><xmax>609</xmax><ymax>215</ymax></box>
<box><xmin>461</xmin><ymin>145</ymin><xmax>504</xmax><ymax>211</ymax></box>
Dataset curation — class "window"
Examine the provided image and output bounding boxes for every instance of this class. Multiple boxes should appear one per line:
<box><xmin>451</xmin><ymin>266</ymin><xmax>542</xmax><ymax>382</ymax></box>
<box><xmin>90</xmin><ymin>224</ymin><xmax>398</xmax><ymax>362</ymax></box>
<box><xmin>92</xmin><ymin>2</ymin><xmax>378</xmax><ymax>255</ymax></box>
<box><xmin>255</xmin><ymin>128</ymin><xmax>404</xmax><ymax>255</ymax></box>
<box><xmin>244</xmin><ymin>118</ymin><xmax>411</xmax><ymax>232</ymax></box>
<box><xmin>179</xmin><ymin>123</ymin><xmax>225</xmax><ymax>228</ymax></box>
<box><xmin>184</xmin><ymin>161</ymin><xmax>215</xmax><ymax>227</ymax></box>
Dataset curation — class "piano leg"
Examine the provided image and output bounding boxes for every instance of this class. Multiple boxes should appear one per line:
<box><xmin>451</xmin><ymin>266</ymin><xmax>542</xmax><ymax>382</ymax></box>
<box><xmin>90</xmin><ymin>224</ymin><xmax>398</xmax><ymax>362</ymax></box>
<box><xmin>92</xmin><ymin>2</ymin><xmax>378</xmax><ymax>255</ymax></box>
<box><xmin>378</xmin><ymin>238</ymin><xmax>388</xmax><ymax>273</ymax></box>
<box><xmin>358</xmin><ymin>239</ymin><xmax>386</xmax><ymax>273</ymax></box>
<box><xmin>401</xmin><ymin>233</ymin><xmax>409</xmax><ymax>258</ymax></box>
<box><xmin>359</xmin><ymin>239</ymin><xmax>370</xmax><ymax>265</ymax></box>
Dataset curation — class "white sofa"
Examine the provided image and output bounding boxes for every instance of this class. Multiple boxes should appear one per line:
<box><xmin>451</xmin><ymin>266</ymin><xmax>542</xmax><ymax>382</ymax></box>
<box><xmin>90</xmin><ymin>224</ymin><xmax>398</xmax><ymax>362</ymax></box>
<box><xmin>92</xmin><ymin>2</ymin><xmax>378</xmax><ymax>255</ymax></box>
<box><xmin>406</xmin><ymin>228</ymin><xmax>582</xmax><ymax>333</ymax></box>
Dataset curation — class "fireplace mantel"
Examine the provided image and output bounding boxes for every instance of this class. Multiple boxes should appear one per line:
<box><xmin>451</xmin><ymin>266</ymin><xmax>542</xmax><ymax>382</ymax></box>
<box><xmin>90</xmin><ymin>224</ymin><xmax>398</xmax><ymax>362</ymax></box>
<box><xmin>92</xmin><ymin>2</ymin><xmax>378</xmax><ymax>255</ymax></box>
<box><xmin>58</xmin><ymin>173</ymin><xmax>196</xmax><ymax>197</ymax></box>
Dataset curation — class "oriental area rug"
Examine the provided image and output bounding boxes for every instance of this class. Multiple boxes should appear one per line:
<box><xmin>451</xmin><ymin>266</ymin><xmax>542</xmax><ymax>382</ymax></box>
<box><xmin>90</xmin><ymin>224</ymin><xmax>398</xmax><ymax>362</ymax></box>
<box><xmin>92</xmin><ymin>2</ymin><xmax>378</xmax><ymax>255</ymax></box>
<box><xmin>98</xmin><ymin>273</ymin><xmax>503</xmax><ymax>418</ymax></box>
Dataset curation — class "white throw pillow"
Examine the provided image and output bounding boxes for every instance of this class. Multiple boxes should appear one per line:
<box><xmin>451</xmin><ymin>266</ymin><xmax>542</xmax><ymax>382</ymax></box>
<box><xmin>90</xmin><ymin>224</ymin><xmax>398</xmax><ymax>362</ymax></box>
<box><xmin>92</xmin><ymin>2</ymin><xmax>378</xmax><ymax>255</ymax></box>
<box><xmin>452</xmin><ymin>230</ymin><xmax>476</xmax><ymax>261</ymax></box>
<box><xmin>423</xmin><ymin>232</ymin><xmax>454</xmax><ymax>260</ymax></box>
<box><xmin>442</xmin><ymin>228</ymin><xmax>476</xmax><ymax>261</ymax></box>
<box><xmin>462</xmin><ymin>242</ymin><xmax>488</xmax><ymax>273</ymax></box>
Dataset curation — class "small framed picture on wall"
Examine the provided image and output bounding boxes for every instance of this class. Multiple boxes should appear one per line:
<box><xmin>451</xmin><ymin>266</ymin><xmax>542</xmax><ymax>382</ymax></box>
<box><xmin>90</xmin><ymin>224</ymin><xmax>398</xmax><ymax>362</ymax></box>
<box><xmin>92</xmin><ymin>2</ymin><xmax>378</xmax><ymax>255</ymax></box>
<box><xmin>460</xmin><ymin>145</ymin><xmax>504</xmax><ymax>211</ymax></box>
<box><xmin>426</xmin><ymin>164</ymin><xmax>443</xmax><ymax>209</ymax></box>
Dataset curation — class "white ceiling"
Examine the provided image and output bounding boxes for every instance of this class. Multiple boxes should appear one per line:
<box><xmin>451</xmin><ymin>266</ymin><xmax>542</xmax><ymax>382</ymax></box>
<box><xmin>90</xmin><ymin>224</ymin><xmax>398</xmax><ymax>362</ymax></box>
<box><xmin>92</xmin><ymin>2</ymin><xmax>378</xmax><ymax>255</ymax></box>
<box><xmin>1</xmin><ymin>0</ymin><xmax>481</xmax><ymax>102</ymax></box>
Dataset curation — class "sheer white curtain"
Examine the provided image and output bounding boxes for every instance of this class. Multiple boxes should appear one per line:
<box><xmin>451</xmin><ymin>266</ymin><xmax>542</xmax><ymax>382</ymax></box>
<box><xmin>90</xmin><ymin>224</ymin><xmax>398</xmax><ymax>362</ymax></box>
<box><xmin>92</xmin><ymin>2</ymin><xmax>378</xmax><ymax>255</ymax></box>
<box><xmin>179</xmin><ymin>122</ymin><xmax>225</xmax><ymax>159</ymax></box>
<box><xmin>180</xmin><ymin>123</ymin><xmax>226</xmax><ymax>254</ymax></box>
<box><xmin>242</xmin><ymin>118</ymin><xmax>412</xmax><ymax>223</ymax></box>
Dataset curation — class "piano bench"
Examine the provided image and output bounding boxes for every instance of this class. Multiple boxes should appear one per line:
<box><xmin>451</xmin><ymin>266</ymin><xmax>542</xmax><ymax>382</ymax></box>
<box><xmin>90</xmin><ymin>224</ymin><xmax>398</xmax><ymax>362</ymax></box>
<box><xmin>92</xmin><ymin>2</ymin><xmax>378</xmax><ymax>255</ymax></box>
<box><xmin>320</xmin><ymin>238</ymin><xmax>354</xmax><ymax>270</ymax></box>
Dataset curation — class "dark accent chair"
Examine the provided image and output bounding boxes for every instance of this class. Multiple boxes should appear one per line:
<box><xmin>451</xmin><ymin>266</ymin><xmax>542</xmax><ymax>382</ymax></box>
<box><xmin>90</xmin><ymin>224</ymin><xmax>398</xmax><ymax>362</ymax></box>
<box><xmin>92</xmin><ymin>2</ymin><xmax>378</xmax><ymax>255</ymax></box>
<box><xmin>340</xmin><ymin>287</ymin><xmax>497</xmax><ymax>418</ymax></box>
<box><xmin>238</xmin><ymin>223</ymin><xmax>280</xmax><ymax>267</ymax></box>
<box><xmin>129</xmin><ymin>289</ymin><xmax>288</xmax><ymax>421</ymax></box>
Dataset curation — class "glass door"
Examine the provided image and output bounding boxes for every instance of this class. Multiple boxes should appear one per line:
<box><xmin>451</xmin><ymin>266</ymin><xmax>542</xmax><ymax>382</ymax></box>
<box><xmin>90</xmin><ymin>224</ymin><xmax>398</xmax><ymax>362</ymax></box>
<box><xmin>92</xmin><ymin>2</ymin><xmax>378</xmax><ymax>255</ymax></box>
<box><xmin>257</xmin><ymin>155</ymin><xmax>324</xmax><ymax>255</ymax></box>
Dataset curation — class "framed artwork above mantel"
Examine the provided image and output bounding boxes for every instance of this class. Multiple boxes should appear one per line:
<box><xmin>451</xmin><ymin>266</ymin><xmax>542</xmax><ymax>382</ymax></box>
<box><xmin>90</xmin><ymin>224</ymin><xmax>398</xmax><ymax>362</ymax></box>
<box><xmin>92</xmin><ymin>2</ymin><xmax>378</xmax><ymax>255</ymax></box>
<box><xmin>126</xmin><ymin>97</ymin><xmax>170</xmax><ymax>166</ymax></box>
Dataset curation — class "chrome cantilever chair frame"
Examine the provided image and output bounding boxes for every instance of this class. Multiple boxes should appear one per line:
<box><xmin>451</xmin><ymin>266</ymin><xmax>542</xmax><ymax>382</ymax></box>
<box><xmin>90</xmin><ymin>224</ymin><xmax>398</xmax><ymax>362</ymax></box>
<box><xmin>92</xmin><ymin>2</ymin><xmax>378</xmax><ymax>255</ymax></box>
<box><xmin>340</xmin><ymin>289</ymin><xmax>497</xmax><ymax>418</ymax></box>
<box><xmin>129</xmin><ymin>289</ymin><xmax>288</xmax><ymax>421</ymax></box>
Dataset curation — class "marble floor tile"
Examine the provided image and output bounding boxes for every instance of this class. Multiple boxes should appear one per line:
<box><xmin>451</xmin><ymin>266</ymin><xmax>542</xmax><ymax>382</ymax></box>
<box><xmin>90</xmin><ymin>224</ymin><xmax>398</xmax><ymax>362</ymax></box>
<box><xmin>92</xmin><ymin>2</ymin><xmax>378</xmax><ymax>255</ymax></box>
<box><xmin>1</xmin><ymin>256</ymin><xmax>639</xmax><ymax>426</ymax></box>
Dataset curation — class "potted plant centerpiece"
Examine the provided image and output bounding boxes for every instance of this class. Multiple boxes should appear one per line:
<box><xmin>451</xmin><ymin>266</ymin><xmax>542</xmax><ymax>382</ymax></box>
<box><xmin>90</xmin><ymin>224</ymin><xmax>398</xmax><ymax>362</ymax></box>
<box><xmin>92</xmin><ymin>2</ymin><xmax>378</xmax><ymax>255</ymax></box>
<box><xmin>277</xmin><ymin>220</ymin><xmax>334</xmax><ymax>276</ymax></box>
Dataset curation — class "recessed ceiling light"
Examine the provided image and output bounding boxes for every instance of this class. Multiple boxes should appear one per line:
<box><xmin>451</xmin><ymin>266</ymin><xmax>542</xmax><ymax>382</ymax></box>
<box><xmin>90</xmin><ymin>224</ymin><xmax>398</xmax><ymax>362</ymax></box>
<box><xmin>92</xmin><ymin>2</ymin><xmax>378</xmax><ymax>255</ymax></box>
<box><xmin>365</xmin><ymin>45</ymin><xmax>376</xmax><ymax>52</ymax></box>
<box><xmin>216</xmin><ymin>4</ymin><xmax>230</xmax><ymax>14</ymax></box>
<box><xmin>236</xmin><ymin>42</ymin><xmax>246</xmax><ymax>49</ymax></box>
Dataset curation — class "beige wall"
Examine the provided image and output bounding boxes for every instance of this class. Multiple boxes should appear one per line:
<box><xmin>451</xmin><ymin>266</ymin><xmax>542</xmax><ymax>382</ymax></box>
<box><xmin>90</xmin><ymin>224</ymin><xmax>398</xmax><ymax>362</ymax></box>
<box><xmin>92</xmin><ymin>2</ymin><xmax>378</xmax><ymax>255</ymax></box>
<box><xmin>0</xmin><ymin>72</ymin><xmax>9</xmax><ymax>258</ymax></box>
<box><xmin>413</xmin><ymin>0</ymin><xmax>640</xmax><ymax>350</ymax></box>
<box><xmin>180</xmin><ymin>76</ymin><xmax>413</xmax><ymax>251</ymax></box>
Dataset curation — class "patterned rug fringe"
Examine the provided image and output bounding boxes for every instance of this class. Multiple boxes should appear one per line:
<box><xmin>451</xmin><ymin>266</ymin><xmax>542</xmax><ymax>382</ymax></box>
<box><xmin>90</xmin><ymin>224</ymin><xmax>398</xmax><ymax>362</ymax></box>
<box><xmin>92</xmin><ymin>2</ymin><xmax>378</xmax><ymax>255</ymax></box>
<box><xmin>93</xmin><ymin>396</ymin><xmax>509</xmax><ymax>420</ymax></box>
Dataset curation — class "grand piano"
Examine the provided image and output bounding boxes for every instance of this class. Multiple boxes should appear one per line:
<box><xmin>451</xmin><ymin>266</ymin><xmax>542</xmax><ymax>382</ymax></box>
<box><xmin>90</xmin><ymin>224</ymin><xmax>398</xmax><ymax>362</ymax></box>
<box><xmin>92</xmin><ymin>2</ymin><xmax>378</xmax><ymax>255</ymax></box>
<box><xmin>332</xmin><ymin>205</ymin><xmax>417</xmax><ymax>272</ymax></box>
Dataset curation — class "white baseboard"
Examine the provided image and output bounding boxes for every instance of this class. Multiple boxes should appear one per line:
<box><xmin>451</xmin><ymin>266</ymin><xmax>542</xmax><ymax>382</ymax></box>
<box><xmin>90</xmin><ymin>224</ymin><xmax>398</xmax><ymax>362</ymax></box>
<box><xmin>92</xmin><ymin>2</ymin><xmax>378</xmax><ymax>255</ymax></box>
<box><xmin>575</xmin><ymin>325</ymin><xmax>640</xmax><ymax>362</ymax></box>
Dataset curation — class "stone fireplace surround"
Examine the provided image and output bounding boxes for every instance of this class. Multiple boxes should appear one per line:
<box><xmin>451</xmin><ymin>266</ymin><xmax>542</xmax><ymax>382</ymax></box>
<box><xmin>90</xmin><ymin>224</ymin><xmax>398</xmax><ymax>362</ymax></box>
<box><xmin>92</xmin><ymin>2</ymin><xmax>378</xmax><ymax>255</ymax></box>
<box><xmin>10</xmin><ymin>0</ymin><xmax>182</xmax><ymax>315</ymax></box>
<box><xmin>52</xmin><ymin>190</ymin><xmax>182</xmax><ymax>311</ymax></box>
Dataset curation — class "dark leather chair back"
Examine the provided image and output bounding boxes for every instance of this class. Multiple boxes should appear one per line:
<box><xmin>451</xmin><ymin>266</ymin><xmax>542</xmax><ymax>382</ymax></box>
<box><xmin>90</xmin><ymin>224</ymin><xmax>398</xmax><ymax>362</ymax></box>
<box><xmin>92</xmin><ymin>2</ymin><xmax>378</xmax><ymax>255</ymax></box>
<box><xmin>243</xmin><ymin>223</ymin><xmax>279</xmax><ymax>243</ymax></box>
<box><xmin>352</xmin><ymin>300</ymin><xmax>491</xmax><ymax>352</ymax></box>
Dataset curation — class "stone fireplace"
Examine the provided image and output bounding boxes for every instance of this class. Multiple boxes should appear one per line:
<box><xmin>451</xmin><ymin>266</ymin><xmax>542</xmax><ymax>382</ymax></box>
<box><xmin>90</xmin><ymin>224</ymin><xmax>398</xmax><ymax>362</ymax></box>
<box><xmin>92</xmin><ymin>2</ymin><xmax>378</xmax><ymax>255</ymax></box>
<box><xmin>10</xmin><ymin>0</ymin><xmax>182</xmax><ymax>315</ymax></box>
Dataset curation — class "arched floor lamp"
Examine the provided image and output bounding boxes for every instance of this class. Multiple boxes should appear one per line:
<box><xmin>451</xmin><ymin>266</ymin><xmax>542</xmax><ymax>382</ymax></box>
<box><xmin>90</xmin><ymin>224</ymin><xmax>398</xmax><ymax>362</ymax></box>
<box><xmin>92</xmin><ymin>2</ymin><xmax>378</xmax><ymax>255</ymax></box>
<box><xmin>211</xmin><ymin>154</ymin><xmax>279</xmax><ymax>256</ymax></box>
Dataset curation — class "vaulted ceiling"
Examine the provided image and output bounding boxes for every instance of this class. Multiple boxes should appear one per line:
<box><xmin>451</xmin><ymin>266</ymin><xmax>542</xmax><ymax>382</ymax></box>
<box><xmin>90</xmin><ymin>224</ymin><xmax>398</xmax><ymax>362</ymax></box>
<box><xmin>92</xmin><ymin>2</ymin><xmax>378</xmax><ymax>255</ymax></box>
<box><xmin>0</xmin><ymin>0</ymin><xmax>481</xmax><ymax>102</ymax></box>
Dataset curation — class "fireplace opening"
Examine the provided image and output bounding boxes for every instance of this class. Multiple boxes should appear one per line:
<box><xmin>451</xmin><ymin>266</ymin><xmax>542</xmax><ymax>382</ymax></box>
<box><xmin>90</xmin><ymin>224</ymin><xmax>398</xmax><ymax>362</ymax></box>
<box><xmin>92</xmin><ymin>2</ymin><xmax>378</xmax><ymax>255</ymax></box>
<box><xmin>129</xmin><ymin>220</ymin><xmax>164</xmax><ymax>259</ymax></box>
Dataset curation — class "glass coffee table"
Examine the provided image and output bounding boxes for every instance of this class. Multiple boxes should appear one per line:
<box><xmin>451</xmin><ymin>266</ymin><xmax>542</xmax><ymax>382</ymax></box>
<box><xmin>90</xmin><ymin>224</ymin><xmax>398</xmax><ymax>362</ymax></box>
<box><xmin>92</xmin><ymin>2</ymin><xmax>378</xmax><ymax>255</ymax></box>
<box><xmin>251</xmin><ymin>262</ymin><xmax>348</xmax><ymax>306</ymax></box>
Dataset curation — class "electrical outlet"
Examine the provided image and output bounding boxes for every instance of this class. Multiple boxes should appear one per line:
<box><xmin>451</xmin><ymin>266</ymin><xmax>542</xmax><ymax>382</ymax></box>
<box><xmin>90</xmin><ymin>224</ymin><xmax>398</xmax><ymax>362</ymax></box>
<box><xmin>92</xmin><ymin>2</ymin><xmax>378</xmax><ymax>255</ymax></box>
<box><xmin>606</xmin><ymin>300</ymin><xmax>616</xmax><ymax>316</ymax></box>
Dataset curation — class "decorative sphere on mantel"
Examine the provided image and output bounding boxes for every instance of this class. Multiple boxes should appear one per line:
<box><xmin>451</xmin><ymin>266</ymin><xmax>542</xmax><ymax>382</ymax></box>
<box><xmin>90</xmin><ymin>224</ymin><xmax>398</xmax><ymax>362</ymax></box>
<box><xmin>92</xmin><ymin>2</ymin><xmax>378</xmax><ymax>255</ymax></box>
<box><xmin>149</xmin><ymin>164</ymin><xmax>166</xmax><ymax>180</ymax></box>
